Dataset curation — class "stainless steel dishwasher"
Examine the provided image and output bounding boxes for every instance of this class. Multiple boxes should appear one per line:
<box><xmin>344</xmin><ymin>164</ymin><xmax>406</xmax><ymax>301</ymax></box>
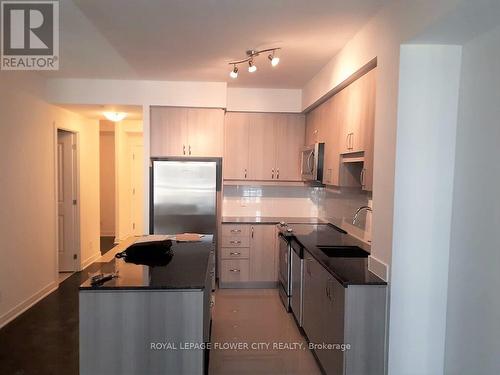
<box><xmin>290</xmin><ymin>239</ymin><xmax>304</xmax><ymax>326</ymax></box>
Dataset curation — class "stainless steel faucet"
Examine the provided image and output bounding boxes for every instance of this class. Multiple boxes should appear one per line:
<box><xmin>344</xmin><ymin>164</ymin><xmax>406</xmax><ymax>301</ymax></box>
<box><xmin>352</xmin><ymin>206</ymin><xmax>372</xmax><ymax>225</ymax></box>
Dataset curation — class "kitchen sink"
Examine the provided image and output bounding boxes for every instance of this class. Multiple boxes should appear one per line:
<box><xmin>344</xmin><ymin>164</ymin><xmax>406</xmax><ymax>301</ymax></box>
<box><xmin>317</xmin><ymin>245</ymin><xmax>369</xmax><ymax>258</ymax></box>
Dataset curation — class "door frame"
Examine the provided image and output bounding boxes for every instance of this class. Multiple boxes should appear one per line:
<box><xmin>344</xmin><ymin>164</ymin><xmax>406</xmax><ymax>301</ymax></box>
<box><xmin>53</xmin><ymin>124</ymin><xmax>81</xmax><ymax>278</ymax></box>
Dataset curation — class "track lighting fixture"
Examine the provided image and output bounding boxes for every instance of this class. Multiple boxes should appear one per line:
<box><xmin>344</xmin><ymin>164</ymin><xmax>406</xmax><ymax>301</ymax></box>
<box><xmin>229</xmin><ymin>65</ymin><xmax>238</xmax><ymax>78</ymax></box>
<box><xmin>228</xmin><ymin>47</ymin><xmax>281</xmax><ymax>78</ymax></box>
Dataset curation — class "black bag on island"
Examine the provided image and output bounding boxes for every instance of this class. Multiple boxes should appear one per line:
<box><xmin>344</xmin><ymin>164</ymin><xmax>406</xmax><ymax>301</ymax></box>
<box><xmin>115</xmin><ymin>240</ymin><xmax>173</xmax><ymax>267</ymax></box>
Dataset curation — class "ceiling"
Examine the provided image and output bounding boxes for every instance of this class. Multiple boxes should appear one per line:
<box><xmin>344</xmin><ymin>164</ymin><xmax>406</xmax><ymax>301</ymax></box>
<box><xmin>45</xmin><ymin>0</ymin><xmax>389</xmax><ymax>88</ymax></box>
<box><xmin>57</xmin><ymin>104</ymin><xmax>143</xmax><ymax>121</ymax></box>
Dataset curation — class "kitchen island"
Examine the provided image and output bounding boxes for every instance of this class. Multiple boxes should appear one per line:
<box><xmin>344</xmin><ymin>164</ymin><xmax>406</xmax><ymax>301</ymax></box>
<box><xmin>79</xmin><ymin>236</ymin><xmax>215</xmax><ymax>375</ymax></box>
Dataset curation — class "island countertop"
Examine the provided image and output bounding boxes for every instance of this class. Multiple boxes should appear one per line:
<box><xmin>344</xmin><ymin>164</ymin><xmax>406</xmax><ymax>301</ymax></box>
<box><xmin>79</xmin><ymin>235</ymin><xmax>214</xmax><ymax>291</ymax></box>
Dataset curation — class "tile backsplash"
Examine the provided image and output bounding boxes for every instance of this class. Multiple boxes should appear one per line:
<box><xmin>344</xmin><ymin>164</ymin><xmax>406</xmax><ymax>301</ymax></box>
<box><xmin>223</xmin><ymin>184</ymin><xmax>371</xmax><ymax>231</ymax></box>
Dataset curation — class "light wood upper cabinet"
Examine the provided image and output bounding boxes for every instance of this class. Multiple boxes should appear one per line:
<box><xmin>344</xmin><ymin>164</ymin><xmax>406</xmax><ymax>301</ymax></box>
<box><xmin>248</xmin><ymin>113</ymin><xmax>277</xmax><ymax>180</ymax></box>
<box><xmin>275</xmin><ymin>114</ymin><xmax>306</xmax><ymax>181</ymax></box>
<box><xmin>150</xmin><ymin>106</ymin><xmax>224</xmax><ymax>157</ymax></box>
<box><xmin>305</xmin><ymin>67</ymin><xmax>376</xmax><ymax>190</ymax></box>
<box><xmin>249</xmin><ymin>225</ymin><xmax>277</xmax><ymax>282</ymax></box>
<box><xmin>187</xmin><ymin>108</ymin><xmax>224</xmax><ymax>157</ymax></box>
<box><xmin>224</xmin><ymin>112</ymin><xmax>305</xmax><ymax>181</ymax></box>
<box><xmin>150</xmin><ymin>107</ymin><xmax>188</xmax><ymax>157</ymax></box>
<box><xmin>224</xmin><ymin>112</ymin><xmax>250</xmax><ymax>180</ymax></box>
<box><xmin>339</xmin><ymin>69</ymin><xmax>375</xmax><ymax>154</ymax></box>
<box><xmin>360</xmin><ymin>69</ymin><xmax>376</xmax><ymax>191</ymax></box>
<box><xmin>321</xmin><ymin>95</ymin><xmax>341</xmax><ymax>185</ymax></box>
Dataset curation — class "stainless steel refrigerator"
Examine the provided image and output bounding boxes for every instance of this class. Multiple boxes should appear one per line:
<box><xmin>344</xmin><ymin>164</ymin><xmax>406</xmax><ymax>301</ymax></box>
<box><xmin>150</xmin><ymin>158</ymin><xmax>221</xmax><ymax>235</ymax></box>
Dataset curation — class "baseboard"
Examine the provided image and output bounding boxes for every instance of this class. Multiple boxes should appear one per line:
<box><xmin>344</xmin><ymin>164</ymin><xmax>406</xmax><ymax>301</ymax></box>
<box><xmin>0</xmin><ymin>280</ymin><xmax>58</xmax><ymax>329</ymax></box>
<box><xmin>219</xmin><ymin>281</ymin><xmax>278</xmax><ymax>289</ymax></box>
<box><xmin>368</xmin><ymin>255</ymin><xmax>389</xmax><ymax>281</ymax></box>
<box><xmin>81</xmin><ymin>251</ymin><xmax>101</xmax><ymax>270</ymax></box>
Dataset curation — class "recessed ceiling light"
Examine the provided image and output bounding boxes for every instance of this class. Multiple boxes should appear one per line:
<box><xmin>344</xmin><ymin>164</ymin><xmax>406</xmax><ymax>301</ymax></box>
<box><xmin>103</xmin><ymin>112</ymin><xmax>127</xmax><ymax>122</ymax></box>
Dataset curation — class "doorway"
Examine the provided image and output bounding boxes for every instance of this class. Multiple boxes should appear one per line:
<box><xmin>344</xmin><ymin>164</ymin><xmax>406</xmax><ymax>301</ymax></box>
<box><xmin>130</xmin><ymin>139</ymin><xmax>144</xmax><ymax>235</ymax></box>
<box><xmin>99</xmin><ymin>122</ymin><xmax>116</xmax><ymax>255</ymax></box>
<box><xmin>56</xmin><ymin>129</ymin><xmax>79</xmax><ymax>275</ymax></box>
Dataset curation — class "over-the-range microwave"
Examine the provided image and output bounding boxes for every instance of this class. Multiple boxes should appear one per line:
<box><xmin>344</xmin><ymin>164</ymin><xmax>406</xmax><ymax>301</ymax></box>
<box><xmin>300</xmin><ymin>143</ymin><xmax>324</xmax><ymax>184</ymax></box>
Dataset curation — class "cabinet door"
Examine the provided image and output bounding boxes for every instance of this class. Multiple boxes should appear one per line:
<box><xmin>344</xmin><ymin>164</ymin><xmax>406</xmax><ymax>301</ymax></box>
<box><xmin>347</xmin><ymin>77</ymin><xmax>365</xmax><ymax>153</ymax></box>
<box><xmin>305</xmin><ymin>109</ymin><xmax>318</xmax><ymax>146</ymax></box>
<box><xmin>150</xmin><ymin>107</ymin><xmax>188</xmax><ymax>156</ymax></box>
<box><xmin>187</xmin><ymin>108</ymin><xmax>224</xmax><ymax>157</ymax></box>
<box><xmin>360</xmin><ymin>69</ymin><xmax>376</xmax><ymax>191</ymax></box>
<box><xmin>275</xmin><ymin>114</ymin><xmax>305</xmax><ymax>181</ymax></box>
<box><xmin>306</xmin><ymin>105</ymin><xmax>327</xmax><ymax>145</ymax></box>
<box><xmin>322</xmin><ymin>276</ymin><xmax>345</xmax><ymax>375</ymax></box>
<box><xmin>322</xmin><ymin>95</ymin><xmax>341</xmax><ymax>185</ymax></box>
<box><xmin>249</xmin><ymin>225</ymin><xmax>277</xmax><ymax>282</ymax></box>
<box><xmin>224</xmin><ymin>112</ymin><xmax>250</xmax><ymax>180</ymax></box>
<box><xmin>302</xmin><ymin>253</ymin><xmax>325</xmax><ymax>345</ymax></box>
<box><xmin>337</xmin><ymin>86</ymin><xmax>352</xmax><ymax>154</ymax></box>
<box><xmin>248</xmin><ymin>113</ymin><xmax>277</xmax><ymax>181</ymax></box>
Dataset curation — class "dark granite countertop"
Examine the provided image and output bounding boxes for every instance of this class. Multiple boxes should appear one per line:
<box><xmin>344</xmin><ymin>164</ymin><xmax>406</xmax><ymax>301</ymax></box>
<box><xmin>222</xmin><ymin>216</ymin><xmax>326</xmax><ymax>225</ymax></box>
<box><xmin>288</xmin><ymin>224</ymin><xmax>387</xmax><ymax>287</ymax></box>
<box><xmin>79</xmin><ymin>236</ymin><xmax>214</xmax><ymax>291</ymax></box>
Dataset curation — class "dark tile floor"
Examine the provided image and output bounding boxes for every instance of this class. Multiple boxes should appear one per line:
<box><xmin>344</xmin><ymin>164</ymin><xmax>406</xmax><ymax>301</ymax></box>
<box><xmin>0</xmin><ymin>263</ymin><xmax>113</xmax><ymax>375</ymax></box>
<box><xmin>100</xmin><ymin>236</ymin><xmax>115</xmax><ymax>255</ymax></box>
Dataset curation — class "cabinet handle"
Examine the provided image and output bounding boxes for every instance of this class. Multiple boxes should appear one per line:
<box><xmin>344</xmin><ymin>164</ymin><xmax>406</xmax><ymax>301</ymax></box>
<box><xmin>277</xmin><ymin>168</ymin><xmax>279</xmax><ymax>179</ymax></box>
<box><xmin>189</xmin><ymin>145</ymin><xmax>192</xmax><ymax>155</ymax></box>
<box><xmin>229</xmin><ymin>252</ymin><xmax>241</xmax><ymax>255</ymax></box>
<box><xmin>350</xmin><ymin>133</ymin><xmax>354</xmax><ymax>150</ymax></box>
<box><xmin>251</xmin><ymin>226</ymin><xmax>254</xmax><ymax>238</ymax></box>
<box><xmin>360</xmin><ymin>168</ymin><xmax>366</xmax><ymax>186</ymax></box>
<box><xmin>271</xmin><ymin>169</ymin><xmax>274</xmax><ymax>179</ymax></box>
<box><xmin>346</xmin><ymin>134</ymin><xmax>350</xmax><ymax>150</ymax></box>
<box><xmin>244</xmin><ymin>168</ymin><xmax>247</xmax><ymax>179</ymax></box>
<box><xmin>229</xmin><ymin>269</ymin><xmax>240</xmax><ymax>273</ymax></box>
<box><xmin>230</xmin><ymin>229</ymin><xmax>241</xmax><ymax>233</ymax></box>
<box><xmin>183</xmin><ymin>145</ymin><xmax>186</xmax><ymax>155</ymax></box>
<box><xmin>229</xmin><ymin>240</ymin><xmax>241</xmax><ymax>244</ymax></box>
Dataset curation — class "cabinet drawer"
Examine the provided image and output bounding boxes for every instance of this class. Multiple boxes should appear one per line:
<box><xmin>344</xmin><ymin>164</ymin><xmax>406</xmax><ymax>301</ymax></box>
<box><xmin>220</xmin><ymin>260</ymin><xmax>249</xmax><ymax>282</ymax></box>
<box><xmin>221</xmin><ymin>236</ymin><xmax>250</xmax><ymax>248</ymax></box>
<box><xmin>221</xmin><ymin>247</ymin><xmax>250</xmax><ymax>259</ymax></box>
<box><xmin>221</xmin><ymin>225</ymin><xmax>250</xmax><ymax>237</ymax></box>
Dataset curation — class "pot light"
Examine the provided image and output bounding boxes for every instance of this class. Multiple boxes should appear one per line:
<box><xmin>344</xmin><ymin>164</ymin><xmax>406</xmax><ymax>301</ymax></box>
<box><xmin>229</xmin><ymin>65</ymin><xmax>238</xmax><ymax>79</ymax></box>
<box><xmin>268</xmin><ymin>52</ymin><xmax>280</xmax><ymax>67</ymax></box>
<box><xmin>103</xmin><ymin>112</ymin><xmax>127</xmax><ymax>122</ymax></box>
<box><xmin>248</xmin><ymin>60</ymin><xmax>257</xmax><ymax>73</ymax></box>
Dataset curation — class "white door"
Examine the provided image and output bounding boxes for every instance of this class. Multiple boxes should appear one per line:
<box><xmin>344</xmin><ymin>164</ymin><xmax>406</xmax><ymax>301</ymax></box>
<box><xmin>130</xmin><ymin>142</ymin><xmax>144</xmax><ymax>235</ymax></box>
<box><xmin>57</xmin><ymin>130</ymin><xmax>78</xmax><ymax>271</ymax></box>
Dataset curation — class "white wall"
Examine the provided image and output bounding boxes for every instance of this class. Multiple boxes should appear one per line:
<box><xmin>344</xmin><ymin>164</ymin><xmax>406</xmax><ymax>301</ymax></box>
<box><xmin>0</xmin><ymin>72</ymin><xmax>100</xmax><ymax>328</ymax></box>
<box><xmin>444</xmin><ymin>24</ymin><xmax>500</xmax><ymax>375</ymax></box>
<box><xmin>226</xmin><ymin>87</ymin><xmax>302</xmax><ymax>113</ymax></box>
<box><xmin>46</xmin><ymin>79</ymin><xmax>227</xmax><ymax>108</ymax></box>
<box><xmin>389</xmin><ymin>44</ymin><xmax>462</xmax><ymax>375</ymax></box>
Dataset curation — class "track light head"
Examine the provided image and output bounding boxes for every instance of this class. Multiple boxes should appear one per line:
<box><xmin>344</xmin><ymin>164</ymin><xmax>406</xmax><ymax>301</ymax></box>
<box><xmin>268</xmin><ymin>52</ymin><xmax>280</xmax><ymax>67</ymax></box>
<box><xmin>229</xmin><ymin>65</ymin><xmax>238</xmax><ymax>79</ymax></box>
<box><xmin>248</xmin><ymin>60</ymin><xmax>257</xmax><ymax>73</ymax></box>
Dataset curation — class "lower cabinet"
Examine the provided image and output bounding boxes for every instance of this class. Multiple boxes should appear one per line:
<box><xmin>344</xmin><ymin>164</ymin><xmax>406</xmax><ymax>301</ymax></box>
<box><xmin>220</xmin><ymin>224</ymin><xmax>277</xmax><ymax>287</ymax></box>
<box><xmin>302</xmin><ymin>251</ymin><xmax>387</xmax><ymax>375</ymax></box>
